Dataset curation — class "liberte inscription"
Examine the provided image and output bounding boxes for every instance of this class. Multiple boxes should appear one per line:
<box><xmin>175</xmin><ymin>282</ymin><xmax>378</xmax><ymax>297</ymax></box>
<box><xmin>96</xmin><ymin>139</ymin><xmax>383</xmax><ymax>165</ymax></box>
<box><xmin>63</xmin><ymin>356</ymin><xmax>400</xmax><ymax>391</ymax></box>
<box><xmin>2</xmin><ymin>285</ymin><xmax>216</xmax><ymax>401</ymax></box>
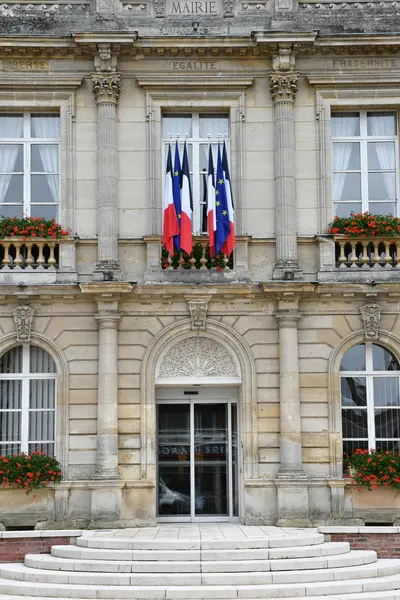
<box><xmin>1</xmin><ymin>59</ymin><xmax>49</xmax><ymax>71</ymax></box>
<box><xmin>167</xmin><ymin>0</ymin><xmax>220</xmax><ymax>13</ymax></box>
<box><xmin>172</xmin><ymin>61</ymin><xmax>217</xmax><ymax>70</ymax></box>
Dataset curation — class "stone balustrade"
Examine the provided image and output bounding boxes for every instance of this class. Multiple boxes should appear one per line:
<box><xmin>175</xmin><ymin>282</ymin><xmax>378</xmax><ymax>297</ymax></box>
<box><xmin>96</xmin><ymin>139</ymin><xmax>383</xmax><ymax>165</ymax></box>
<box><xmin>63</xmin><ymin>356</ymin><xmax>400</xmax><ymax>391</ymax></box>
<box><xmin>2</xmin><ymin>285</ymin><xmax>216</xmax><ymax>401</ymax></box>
<box><xmin>334</xmin><ymin>236</ymin><xmax>400</xmax><ymax>269</ymax></box>
<box><xmin>0</xmin><ymin>237</ymin><xmax>77</xmax><ymax>284</ymax></box>
<box><xmin>162</xmin><ymin>236</ymin><xmax>233</xmax><ymax>271</ymax></box>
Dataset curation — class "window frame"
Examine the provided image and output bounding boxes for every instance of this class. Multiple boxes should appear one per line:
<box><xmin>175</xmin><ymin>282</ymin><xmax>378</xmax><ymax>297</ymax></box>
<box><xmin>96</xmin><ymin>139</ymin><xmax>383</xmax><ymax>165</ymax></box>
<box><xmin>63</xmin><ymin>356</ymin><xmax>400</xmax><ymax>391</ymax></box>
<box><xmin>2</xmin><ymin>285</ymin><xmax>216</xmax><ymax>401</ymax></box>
<box><xmin>0</xmin><ymin>111</ymin><xmax>60</xmax><ymax>221</ymax></box>
<box><xmin>340</xmin><ymin>342</ymin><xmax>400</xmax><ymax>452</ymax></box>
<box><xmin>161</xmin><ymin>112</ymin><xmax>230</xmax><ymax>235</ymax></box>
<box><xmin>331</xmin><ymin>110</ymin><xmax>400</xmax><ymax>217</ymax></box>
<box><xmin>0</xmin><ymin>343</ymin><xmax>57</xmax><ymax>456</ymax></box>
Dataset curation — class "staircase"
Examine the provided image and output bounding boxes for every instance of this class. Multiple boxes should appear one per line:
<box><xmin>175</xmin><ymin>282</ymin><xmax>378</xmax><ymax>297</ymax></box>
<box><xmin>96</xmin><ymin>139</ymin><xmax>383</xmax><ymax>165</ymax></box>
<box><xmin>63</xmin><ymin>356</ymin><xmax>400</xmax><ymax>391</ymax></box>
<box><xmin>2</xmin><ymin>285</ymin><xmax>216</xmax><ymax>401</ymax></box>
<box><xmin>0</xmin><ymin>524</ymin><xmax>400</xmax><ymax>599</ymax></box>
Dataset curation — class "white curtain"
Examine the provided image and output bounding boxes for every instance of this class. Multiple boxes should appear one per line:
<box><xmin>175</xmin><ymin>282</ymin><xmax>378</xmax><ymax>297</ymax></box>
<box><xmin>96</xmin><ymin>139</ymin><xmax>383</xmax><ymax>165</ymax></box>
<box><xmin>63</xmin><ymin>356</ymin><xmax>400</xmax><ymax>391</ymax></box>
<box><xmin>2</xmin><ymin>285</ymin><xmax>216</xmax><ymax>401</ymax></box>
<box><xmin>199</xmin><ymin>115</ymin><xmax>229</xmax><ymax>139</ymax></box>
<box><xmin>28</xmin><ymin>347</ymin><xmax>56</xmax><ymax>457</ymax></box>
<box><xmin>368</xmin><ymin>115</ymin><xmax>396</xmax><ymax>202</ymax></box>
<box><xmin>31</xmin><ymin>117</ymin><xmax>59</xmax><ymax>204</ymax></box>
<box><xmin>163</xmin><ymin>116</ymin><xmax>192</xmax><ymax>139</ymax></box>
<box><xmin>332</xmin><ymin>116</ymin><xmax>358</xmax><ymax>202</ymax></box>
<box><xmin>0</xmin><ymin>116</ymin><xmax>23</xmax><ymax>204</ymax></box>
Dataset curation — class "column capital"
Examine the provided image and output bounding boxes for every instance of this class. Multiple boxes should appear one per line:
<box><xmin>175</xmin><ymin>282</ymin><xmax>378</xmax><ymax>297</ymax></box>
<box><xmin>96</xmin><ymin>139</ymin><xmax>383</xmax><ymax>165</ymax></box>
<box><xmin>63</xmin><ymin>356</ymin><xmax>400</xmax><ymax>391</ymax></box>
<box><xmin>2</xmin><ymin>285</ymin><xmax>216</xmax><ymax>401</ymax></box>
<box><xmin>95</xmin><ymin>312</ymin><xmax>120</xmax><ymax>329</ymax></box>
<box><xmin>91</xmin><ymin>72</ymin><xmax>121</xmax><ymax>105</ymax></box>
<box><xmin>275</xmin><ymin>310</ymin><xmax>301</xmax><ymax>327</ymax></box>
<box><xmin>269</xmin><ymin>72</ymin><xmax>298</xmax><ymax>103</ymax></box>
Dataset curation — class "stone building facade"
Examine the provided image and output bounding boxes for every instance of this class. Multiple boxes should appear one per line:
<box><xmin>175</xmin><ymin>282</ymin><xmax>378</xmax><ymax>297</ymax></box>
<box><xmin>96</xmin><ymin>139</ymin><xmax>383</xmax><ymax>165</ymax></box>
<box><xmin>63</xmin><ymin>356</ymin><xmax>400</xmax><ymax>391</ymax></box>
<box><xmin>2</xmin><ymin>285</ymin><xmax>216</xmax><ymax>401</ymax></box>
<box><xmin>0</xmin><ymin>0</ymin><xmax>399</xmax><ymax>529</ymax></box>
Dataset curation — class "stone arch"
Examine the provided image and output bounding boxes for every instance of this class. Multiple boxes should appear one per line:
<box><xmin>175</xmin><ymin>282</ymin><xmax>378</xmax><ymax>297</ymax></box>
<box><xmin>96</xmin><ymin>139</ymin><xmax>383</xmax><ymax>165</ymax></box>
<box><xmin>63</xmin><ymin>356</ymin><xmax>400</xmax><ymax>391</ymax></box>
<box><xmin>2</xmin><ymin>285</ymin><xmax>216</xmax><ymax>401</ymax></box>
<box><xmin>0</xmin><ymin>332</ymin><xmax>70</xmax><ymax>476</ymax></box>
<box><xmin>328</xmin><ymin>328</ymin><xmax>400</xmax><ymax>477</ymax></box>
<box><xmin>140</xmin><ymin>319</ymin><xmax>258</xmax><ymax>488</ymax></box>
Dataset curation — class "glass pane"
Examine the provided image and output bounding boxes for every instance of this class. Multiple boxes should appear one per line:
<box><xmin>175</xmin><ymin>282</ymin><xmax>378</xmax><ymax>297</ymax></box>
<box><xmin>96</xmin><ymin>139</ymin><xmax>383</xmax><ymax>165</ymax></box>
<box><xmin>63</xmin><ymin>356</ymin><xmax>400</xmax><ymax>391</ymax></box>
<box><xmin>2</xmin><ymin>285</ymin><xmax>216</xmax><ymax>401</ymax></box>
<box><xmin>0</xmin><ymin>347</ymin><xmax>22</xmax><ymax>374</ymax></box>
<box><xmin>30</xmin><ymin>204</ymin><xmax>58</xmax><ymax>221</ymax></box>
<box><xmin>30</xmin><ymin>346</ymin><xmax>56</xmax><ymax>374</ymax></box>
<box><xmin>30</xmin><ymin>380</ymin><xmax>55</xmax><ymax>410</ymax></box>
<box><xmin>374</xmin><ymin>440</ymin><xmax>400</xmax><ymax>452</ymax></box>
<box><xmin>29</xmin><ymin>410</ymin><xmax>54</xmax><ymax>442</ymax></box>
<box><xmin>343</xmin><ymin>440</ymin><xmax>368</xmax><ymax>457</ymax></box>
<box><xmin>31</xmin><ymin>145</ymin><xmax>59</xmax><ymax>173</ymax></box>
<box><xmin>331</xmin><ymin>113</ymin><xmax>360</xmax><ymax>137</ymax></box>
<box><xmin>368</xmin><ymin>172</ymin><xmax>396</xmax><ymax>201</ymax></box>
<box><xmin>368</xmin><ymin>142</ymin><xmax>395</xmax><ymax>170</ymax></box>
<box><xmin>0</xmin><ymin>380</ymin><xmax>21</xmax><ymax>410</ymax></box>
<box><xmin>375</xmin><ymin>408</ymin><xmax>400</xmax><ymax>439</ymax></box>
<box><xmin>369</xmin><ymin>202</ymin><xmax>396</xmax><ymax>215</ymax></box>
<box><xmin>342</xmin><ymin>408</ymin><xmax>368</xmax><ymax>439</ymax></box>
<box><xmin>158</xmin><ymin>465</ymin><xmax>190</xmax><ymax>515</ymax></box>
<box><xmin>334</xmin><ymin>202</ymin><xmax>362</xmax><ymax>218</ymax></box>
<box><xmin>162</xmin><ymin>115</ymin><xmax>192</xmax><ymax>139</ymax></box>
<box><xmin>199</xmin><ymin>115</ymin><xmax>229</xmax><ymax>139</ymax></box>
<box><xmin>367</xmin><ymin>112</ymin><xmax>397</xmax><ymax>136</ymax></box>
<box><xmin>341</xmin><ymin>377</ymin><xmax>367</xmax><ymax>407</ymax></box>
<box><xmin>0</xmin><ymin>409</ymin><xmax>21</xmax><ymax>442</ymax></box>
<box><xmin>157</xmin><ymin>404</ymin><xmax>190</xmax><ymax>463</ymax></box>
<box><xmin>0</xmin><ymin>205</ymin><xmax>23</xmax><ymax>219</ymax></box>
<box><xmin>373</xmin><ymin>378</ymin><xmax>399</xmax><ymax>407</ymax></box>
<box><xmin>28</xmin><ymin>442</ymin><xmax>54</xmax><ymax>457</ymax></box>
<box><xmin>0</xmin><ymin>114</ymin><xmax>23</xmax><ymax>138</ymax></box>
<box><xmin>31</xmin><ymin>115</ymin><xmax>60</xmax><ymax>139</ymax></box>
<box><xmin>373</xmin><ymin>345</ymin><xmax>400</xmax><ymax>371</ymax></box>
<box><xmin>0</xmin><ymin>443</ymin><xmax>21</xmax><ymax>455</ymax></box>
<box><xmin>340</xmin><ymin>344</ymin><xmax>366</xmax><ymax>371</ymax></box>
<box><xmin>199</xmin><ymin>143</ymin><xmax>217</xmax><ymax>172</ymax></box>
<box><xmin>231</xmin><ymin>403</ymin><xmax>238</xmax><ymax>517</ymax></box>
<box><xmin>333</xmin><ymin>173</ymin><xmax>361</xmax><ymax>201</ymax></box>
<box><xmin>31</xmin><ymin>174</ymin><xmax>58</xmax><ymax>204</ymax></box>
<box><xmin>332</xmin><ymin>143</ymin><xmax>360</xmax><ymax>170</ymax></box>
<box><xmin>0</xmin><ymin>145</ymin><xmax>23</xmax><ymax>173</ymax></box>
<box><xmin>0</xmin><ymin>174</ymin><xmax>23</xmax><ymax>204</ymax></box>
<box><xmin>194</xmin><ymin>404</ymin><xmax>228</xmax><ymax>516</ymax></box>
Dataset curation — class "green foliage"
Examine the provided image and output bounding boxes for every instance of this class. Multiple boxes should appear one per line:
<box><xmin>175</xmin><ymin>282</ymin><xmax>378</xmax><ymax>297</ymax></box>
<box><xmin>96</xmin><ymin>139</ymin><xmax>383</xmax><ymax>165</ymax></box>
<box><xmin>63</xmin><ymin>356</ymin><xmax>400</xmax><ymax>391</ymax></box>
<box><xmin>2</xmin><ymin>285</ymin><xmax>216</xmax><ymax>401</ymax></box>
<box><xmin>344</xmin><ymin>448</ymin><xmax>400</xmax><ymax>490</ymax></box>
<box><xmin>0</xmin><ymin>217</ymin><xmax>71</xmax><ymax>240</ymax></box>
<box><xmin>161</xmin><ymin>244</ymin><xmax>233</xmax><ymax>270</ymax></box>
<box><xmin>0</xmin><ymin>452</ymin><xmax>62</xmax><ymax>494</ymax></box>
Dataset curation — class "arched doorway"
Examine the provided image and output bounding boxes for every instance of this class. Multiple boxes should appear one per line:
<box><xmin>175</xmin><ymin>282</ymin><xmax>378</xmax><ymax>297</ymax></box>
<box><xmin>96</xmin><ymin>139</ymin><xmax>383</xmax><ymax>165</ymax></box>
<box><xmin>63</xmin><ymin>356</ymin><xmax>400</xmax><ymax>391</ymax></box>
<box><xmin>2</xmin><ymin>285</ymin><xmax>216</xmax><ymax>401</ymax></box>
<box><xmin>141</xmin><ymin>322</ymin><xmax>257</xmax><ymax>523</ymax></box>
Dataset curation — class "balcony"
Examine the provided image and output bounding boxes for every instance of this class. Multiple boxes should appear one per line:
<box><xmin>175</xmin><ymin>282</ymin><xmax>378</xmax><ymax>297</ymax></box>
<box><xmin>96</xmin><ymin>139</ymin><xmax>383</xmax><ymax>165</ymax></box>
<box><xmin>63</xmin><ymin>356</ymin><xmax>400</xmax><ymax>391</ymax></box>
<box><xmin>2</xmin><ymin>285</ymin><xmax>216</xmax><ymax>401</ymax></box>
<box><xmin>318</xmin><ymin>235</ymin><xmax>400</xmax><ymax>282</ymax></box>
<box><xmin>144</xmin><ymin>236</ymin><xmax>251</xmax><ymax>283</ymax></box>
<box><xmin>0</xmin><ymin>237</ymin><xmax>77</xmax><ymax>285</ymax></box>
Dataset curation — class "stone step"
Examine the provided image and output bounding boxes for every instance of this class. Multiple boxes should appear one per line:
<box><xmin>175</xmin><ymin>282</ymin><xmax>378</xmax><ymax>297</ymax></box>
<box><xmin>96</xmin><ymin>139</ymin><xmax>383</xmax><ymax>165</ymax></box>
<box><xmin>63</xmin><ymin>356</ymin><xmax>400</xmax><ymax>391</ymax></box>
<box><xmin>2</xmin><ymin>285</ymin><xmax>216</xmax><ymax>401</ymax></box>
<box><xmin>76</xmin><ymin>532</ymin><xmax>325</xmax><ymax>551</ymax></box>
<box><xmin>25</xmin><ymin>549</ymin><xmax>374</xmax><ymax>574</ymax></box>
<box><xmin>0</xmin><ymin>557</ymin><xmax>397</xmax><ymax>587</ymax></box>
<box><xmin>51</xmin><ymin>541</ymin><xmax>351</xmax><ymax>562</ymax></box>
<box><xmin>0</xmin><ymin>571</ymin><xmax>400</xmax><ymax>598</ymax></box>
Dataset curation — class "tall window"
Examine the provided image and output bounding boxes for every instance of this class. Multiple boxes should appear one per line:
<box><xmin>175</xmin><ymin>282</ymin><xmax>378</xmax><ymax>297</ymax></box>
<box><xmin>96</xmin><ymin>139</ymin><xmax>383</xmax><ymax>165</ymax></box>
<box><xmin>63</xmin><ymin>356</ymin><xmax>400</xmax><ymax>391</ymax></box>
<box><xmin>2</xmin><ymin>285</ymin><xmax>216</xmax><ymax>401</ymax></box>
<box><xmin>341</xmin><ymin>343</ymin><xmax>400</xmax><ymax>456</ymax></box>
<box><xmin>162</xmin><ymin>113</ymin><xmax>229</xmax><ymax>235</ymax></box>
<box><xmin>0</xmin><ymin>345</ymin><xmax>56</xmax><ymax>457</ymax></box>
<box><xmin>0</xmin><ymin>113</ymin><xmax>60</xmax><ymax>221</ymax></box>
<box><xmin>332</xmin><ymin>111</ymin><xmax>398</xmax><ymax>217</ymax></box>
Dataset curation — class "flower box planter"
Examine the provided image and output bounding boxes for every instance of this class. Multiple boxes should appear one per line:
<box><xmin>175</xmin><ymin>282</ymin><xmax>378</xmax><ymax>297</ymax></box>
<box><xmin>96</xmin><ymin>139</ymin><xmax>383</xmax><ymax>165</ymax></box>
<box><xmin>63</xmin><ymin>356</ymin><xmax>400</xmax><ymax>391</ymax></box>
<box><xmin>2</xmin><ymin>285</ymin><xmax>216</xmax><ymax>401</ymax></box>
<box><xmin>351</xmin><ymin>486</ymin><xmax>400</xmax><ymax>511</ymax></box>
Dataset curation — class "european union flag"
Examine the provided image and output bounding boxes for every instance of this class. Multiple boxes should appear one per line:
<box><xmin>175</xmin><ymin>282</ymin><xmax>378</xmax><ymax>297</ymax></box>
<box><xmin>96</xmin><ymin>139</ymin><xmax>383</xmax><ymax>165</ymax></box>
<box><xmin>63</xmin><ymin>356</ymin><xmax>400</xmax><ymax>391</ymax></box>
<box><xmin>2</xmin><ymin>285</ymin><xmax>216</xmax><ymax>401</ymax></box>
<box><xmin>215</xmin><ymin>143</ymin><xmax>230</xmax><ymax>256</ymax></box>
<box><xmin>172</xmin><ymin>141</ymin><xmax>182</xmax><ymax>251</ymax></box>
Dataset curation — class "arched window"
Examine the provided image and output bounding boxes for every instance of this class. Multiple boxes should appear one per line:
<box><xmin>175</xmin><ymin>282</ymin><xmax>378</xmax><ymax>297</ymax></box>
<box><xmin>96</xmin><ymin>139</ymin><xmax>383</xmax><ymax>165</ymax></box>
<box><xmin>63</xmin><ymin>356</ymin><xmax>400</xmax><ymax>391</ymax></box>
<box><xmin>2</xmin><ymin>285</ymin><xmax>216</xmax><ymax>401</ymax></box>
<box><xmin>0</xmin><ymin>345</ymin><xmax>56</xmax><ymax>457</ymax></box>
<box><xmin>340</xmin><ymin>342</ymin><xmax>400</xmax><ymax>456</ymax></box>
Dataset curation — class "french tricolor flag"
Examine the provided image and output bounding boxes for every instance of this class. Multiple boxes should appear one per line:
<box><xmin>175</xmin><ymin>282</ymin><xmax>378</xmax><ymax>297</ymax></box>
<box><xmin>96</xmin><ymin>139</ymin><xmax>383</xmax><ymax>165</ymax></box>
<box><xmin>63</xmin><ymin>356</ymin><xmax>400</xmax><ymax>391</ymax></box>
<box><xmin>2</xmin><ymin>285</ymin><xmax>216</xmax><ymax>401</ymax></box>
<box><xmin>162</xmin><ymin>143</ymin><xmax>179</xmax><ymax>255</ymax></box>
<box><xmin>180</xmin><ymin>141</ymin><xmax>193</xmax><ymax>255</ymax></box>
<box><xmin>220</xmin><ymin>141</ymin><xmax>235</xmax><ymax>256</ymax></box>
<box><xmin>206</xmin><ymin>145</ymin><xmax>216</xmax><ymax>258</ymax></box>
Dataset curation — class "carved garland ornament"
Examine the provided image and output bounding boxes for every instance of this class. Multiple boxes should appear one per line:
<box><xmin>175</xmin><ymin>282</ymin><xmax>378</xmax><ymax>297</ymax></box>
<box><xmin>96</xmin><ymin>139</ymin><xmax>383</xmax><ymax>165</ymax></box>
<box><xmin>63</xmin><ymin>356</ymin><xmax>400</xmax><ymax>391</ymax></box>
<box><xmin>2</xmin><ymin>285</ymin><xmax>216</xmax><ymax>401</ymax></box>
<box><xmin>269</xmin><ymin>73</ymin><xmax>298</xmax><ymax>103</ymax></box>
<box><xmin>188</xmin><ymin>298</ymin><xmax>209</xmax><ymax>331</ymax></box>
<box><xmin>91</xmin><ymin>73</ymin><xmax>121</xmax><ymax>104</ymax></box>
<box><xmin>158</xmin><ymin>337</ymin><xmax>238</xmax><ymax>378</ymax></box>
<box><xmin>360</xmin><ymin>303</ymin><xmax>382</xmax><ymax>340</ymax></box>
<box><xmin>12</xmin><ymin>306</ymin><xmax>35</xmax><ymax>343</ymax></box>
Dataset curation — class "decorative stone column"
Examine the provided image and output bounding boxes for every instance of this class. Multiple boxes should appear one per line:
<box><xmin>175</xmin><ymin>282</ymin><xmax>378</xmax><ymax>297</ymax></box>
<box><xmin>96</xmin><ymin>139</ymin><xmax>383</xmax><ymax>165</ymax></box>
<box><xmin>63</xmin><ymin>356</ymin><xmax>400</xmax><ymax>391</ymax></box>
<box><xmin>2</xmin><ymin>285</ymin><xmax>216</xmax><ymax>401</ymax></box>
<box><xmin>275</xmin><ymin>300</ymin><xmax>311</xmax><ymax>526</ymax></box>
<box><xmin>269</xmin><ymin>72</ymin><xmax>302</xmax><ymax>280</ymax></box>
<box><xmin>94</xmin><ymin>307</ymin><xmax>120</xmax><ymax>479</ymax></box>
<box><xmin>91</xmin><ymin>71</ymin><xmax>122</xmax><ymax>280</ymax></box>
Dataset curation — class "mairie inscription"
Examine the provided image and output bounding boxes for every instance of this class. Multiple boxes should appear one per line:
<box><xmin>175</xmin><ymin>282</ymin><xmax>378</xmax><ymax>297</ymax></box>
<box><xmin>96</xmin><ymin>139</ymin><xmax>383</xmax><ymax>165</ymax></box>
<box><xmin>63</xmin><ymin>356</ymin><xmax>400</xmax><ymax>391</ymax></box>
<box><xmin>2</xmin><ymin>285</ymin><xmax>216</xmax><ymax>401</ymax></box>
<box><xmin>167</xmin><ymin>0</ymin><xmax>221</xmax><ymax>14</ymax></box>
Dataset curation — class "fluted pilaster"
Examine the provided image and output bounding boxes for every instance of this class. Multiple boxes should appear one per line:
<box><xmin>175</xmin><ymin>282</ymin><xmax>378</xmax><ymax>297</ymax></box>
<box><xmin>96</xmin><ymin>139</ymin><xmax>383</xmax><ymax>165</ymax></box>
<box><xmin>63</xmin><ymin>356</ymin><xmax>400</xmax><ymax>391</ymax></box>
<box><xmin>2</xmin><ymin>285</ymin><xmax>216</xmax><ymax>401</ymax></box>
<box><xmin>269</xmin><ymin>73</ymin><xmax>302</xmax><ymax>279</ymax></box>
<box><xmin>91</xmin><ymin>72</ymin><xmax>121</xmax><ymax>278</ymax></box>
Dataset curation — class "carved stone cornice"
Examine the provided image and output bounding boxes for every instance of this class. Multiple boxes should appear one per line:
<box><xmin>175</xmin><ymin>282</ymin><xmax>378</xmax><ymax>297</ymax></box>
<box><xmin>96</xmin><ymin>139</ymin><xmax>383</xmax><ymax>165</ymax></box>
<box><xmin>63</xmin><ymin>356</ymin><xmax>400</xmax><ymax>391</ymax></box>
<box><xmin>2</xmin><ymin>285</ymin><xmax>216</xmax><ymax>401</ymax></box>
<box><xmin>91</xmin><ymin>72</ymin><xmax>121</xmax><ymax>104</ymax></box>
<box><xmin>269</xmin><ymin>72</ymin><xmax>298</xmax><ymax>103</ymax></box>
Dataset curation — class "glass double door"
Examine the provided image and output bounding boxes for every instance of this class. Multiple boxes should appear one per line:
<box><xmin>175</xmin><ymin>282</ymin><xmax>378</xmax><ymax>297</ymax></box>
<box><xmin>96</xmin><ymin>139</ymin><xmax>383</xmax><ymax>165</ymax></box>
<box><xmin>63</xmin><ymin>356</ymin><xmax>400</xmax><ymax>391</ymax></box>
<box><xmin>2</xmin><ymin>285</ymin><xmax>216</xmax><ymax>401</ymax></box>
<box><xmin>157</xmin><ymin>400</ymin><xmax>238</xmax><ymax>521</ymax></box>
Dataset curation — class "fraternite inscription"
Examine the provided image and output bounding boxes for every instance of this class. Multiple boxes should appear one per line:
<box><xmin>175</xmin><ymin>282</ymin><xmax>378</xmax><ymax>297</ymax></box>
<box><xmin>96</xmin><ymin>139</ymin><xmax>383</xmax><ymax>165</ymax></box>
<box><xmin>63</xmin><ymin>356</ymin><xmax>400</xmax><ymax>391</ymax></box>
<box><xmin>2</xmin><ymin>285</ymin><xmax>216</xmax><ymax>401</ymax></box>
<box><xmin>167</xmin><ymin>0</ymin><xmax>220</xmax><ymax>14</ymax></box>
<box><xmin>1</xmin><ymin>59</ymin><xmax>49</xmax><ymax>71</ymax></box>
<box><xmin>330</xmin><ymin>58</ymin><xmax>398</xmax><ymax>69</ymax></box>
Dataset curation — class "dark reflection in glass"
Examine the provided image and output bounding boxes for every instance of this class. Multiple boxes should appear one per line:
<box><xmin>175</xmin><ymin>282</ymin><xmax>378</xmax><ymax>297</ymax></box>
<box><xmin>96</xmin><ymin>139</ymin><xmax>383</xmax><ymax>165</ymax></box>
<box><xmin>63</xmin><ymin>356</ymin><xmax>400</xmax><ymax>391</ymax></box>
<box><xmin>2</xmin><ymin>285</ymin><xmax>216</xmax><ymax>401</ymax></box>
<box><xmin>195</xmin><ymin>404</ymin><xmax>228</xmax><ymax>515</ymax></box>
<box><xmin>343</xmin><ymin>440</ymin><xmax>368</xmax><ymax>456</ymax></box>
<box><xmin>375</xmin><ymin>408</ymin><xmax>400</xmax><ymax>440</ymax></box>
<box><xmin>342</xmin><ymin>408</ymin><xmax>368</xmax><ymax>439</ymax></box>
<box><xmin>372</xmin><ymin>344</ymin><xmax>400</xmax><ymax>372</ymax></box>
<box><xmin>158</xmin><ymin>466</ymin><xmax>190</xmax><ymax>515</ymax></box>
<box><xmin>341</xmin><ymin>377</ymin><xmax>367</xmax><ymax>407</ymax></box>
<box><xmin>231</xmin><ymin>403</ymin><xmax>238</xmax><ymax>517</ymax></box>
<box><xmin>340</xmin><ymin>345</ymin><xmax>366</xmax><ymax>371</ymax></box>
